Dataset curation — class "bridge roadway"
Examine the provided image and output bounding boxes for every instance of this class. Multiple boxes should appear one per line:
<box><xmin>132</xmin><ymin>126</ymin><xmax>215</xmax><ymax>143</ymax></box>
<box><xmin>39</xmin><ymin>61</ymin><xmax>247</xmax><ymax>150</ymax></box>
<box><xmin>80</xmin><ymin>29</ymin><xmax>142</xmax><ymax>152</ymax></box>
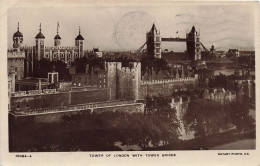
<box><xmin>161</xmin><ymin>38</ymin><xmax>193</xmax><ymax>42</ymax></box>
<box><xmin>9</xmin><ymin>100</ymin><xmax>143</xmax><ymax>117</ymax></box>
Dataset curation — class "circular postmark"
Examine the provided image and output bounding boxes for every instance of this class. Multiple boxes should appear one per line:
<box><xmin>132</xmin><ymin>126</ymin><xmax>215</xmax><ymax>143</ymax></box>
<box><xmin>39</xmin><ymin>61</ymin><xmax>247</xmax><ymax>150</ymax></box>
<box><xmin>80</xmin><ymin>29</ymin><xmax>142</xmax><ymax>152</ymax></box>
<box><xmin>115</xmin><ymin>11</ymin><xmax>156</xmax><ymax>51</ymax></box>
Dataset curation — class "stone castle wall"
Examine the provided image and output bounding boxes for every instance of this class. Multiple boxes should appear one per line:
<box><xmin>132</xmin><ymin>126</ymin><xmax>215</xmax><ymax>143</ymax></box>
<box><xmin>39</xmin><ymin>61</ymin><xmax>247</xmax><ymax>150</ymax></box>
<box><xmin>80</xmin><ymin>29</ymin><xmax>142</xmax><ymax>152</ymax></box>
<box><xmin>138</xmin><ymin>78</ymin><xmax>197</xmax><ymax>99</ymax></box>
<box><xmin>105</xmin><ymin>61</ymin><xmax>197</xmax><ymax>100</ymax></box>
<box><xmin>12</xmin><ymin>103</ymin><xmax>144</xmax><ymax>124</ymax></box>
<box><xmin>10</xmin><ymin>92</ymin><xmax>71</xmax><ymax>112</ymax></box>
<box><xmin>10</xmin><ymin>89</ymin><xmax>109</xmax><ymax>112</ymax></box>
<box><xmin>70</xmin><ymin>89</ymin><xmax>108</xmax><ymax>105</ymax></box>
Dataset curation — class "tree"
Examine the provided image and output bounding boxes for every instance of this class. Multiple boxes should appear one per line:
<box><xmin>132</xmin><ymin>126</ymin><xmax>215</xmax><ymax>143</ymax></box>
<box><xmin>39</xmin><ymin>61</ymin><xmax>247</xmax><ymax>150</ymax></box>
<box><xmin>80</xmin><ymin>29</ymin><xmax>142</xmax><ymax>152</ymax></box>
<box><xmin>226</xmin><ymin>100</ymin><xmax>254</xmax><ymax>134</ymax></box>
<box><xmin>32</xmin><ymin>59</ymin><xmax>69</xmax><ymax>80</ymax></box>
<box><xmin>183</xmin><ymin>99</ymin><xmax>229</xmax><ymax>139</ymax></box>
<box><xmin>118</xmin><ymin>113</ymin><xmax>162</xmax><ymax>150</ymax></box>
<box><xmin>210</xmin><ymin>74</ymin><xmax>227</xmax><ymax>89</ymax></box>
<box><xmin>33</xmin><ymin>59</ymin><xmax>53</xmax><ymax>78</ymax></box>
<box><xmin>73</xmin><ymin>57</ymin><xmax>88</xmax><ymax>73</ymax></box>
<box><xmin>53</xmin><ymin>60</ymin><xmax>69</xmax><ymax>81</ymax></box>
<box><xmin>144</xmin><ymin>95</ymin><xmax>180</xmax><ymax>145</ymax></box>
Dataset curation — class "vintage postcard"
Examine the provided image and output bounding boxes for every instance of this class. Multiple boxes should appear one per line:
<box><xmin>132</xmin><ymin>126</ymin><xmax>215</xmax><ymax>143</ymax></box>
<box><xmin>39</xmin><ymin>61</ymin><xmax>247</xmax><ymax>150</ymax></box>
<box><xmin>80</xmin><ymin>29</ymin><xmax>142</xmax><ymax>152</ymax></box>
<box><xmin>0</xmin><ymin>1</ymin><xmax>259</xmax><ymax>166</ymax></box>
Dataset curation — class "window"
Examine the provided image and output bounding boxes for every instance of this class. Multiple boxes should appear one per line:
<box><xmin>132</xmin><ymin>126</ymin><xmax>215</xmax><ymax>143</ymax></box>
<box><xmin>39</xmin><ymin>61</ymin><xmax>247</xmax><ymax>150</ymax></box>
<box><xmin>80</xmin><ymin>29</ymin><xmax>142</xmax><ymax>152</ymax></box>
<box><xmin>155</xmin><ymin>43</ymin><xmax>161</xmax><ymax>47</ymax></box>
<box><xmin>68</xmin><ymin>53</ymin><xmax>71</xmax><ymax>58</ymax></box>
<box><xmin>45</xmin><ymin>53</ymin><xmax>49</xmax><ymax>58</ymax></box>
<box><xmin>53</xmin><ymin>53</ymin><xmax>56</xmax><ymax>58</ymax></box>
<box><xmin>74</xmin><ymin>53</ymin><xmax>78</xmax><ymax>58</ymax></box>
<box><xmin>61</xmin><ymin>53</ymin><xmax>64</xmax><ymax>58</ymax></box>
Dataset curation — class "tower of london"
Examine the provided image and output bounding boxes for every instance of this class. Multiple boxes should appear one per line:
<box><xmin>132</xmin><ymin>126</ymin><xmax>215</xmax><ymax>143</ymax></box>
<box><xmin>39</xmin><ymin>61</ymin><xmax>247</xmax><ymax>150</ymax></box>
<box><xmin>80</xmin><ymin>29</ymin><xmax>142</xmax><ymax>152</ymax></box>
<box><xmin>8</xmin><ymin>23</ymin><xmax>85</xmax><ymax>78</ymax></box>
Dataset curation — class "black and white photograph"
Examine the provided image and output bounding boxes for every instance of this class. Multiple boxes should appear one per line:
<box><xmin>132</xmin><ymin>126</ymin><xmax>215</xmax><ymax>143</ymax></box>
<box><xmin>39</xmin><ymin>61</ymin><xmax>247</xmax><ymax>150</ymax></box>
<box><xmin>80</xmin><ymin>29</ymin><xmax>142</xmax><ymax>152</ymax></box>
<box><xmin>1</xmin><ymin>1</ymin><xmax>259</xmax><ymax>165</ymax></box>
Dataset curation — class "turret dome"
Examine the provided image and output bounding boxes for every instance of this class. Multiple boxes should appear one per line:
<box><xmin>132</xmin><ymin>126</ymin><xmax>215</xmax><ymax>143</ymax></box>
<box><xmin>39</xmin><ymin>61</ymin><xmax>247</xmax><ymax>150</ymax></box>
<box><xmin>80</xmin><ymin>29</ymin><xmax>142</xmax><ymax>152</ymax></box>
<box><xmin>54</xmin><ymin>34</ymin><xmax>61</xmax><ymax>39</ymax></box>
<box><xmin>13</xmin><ymin>31</ymin><xmax>23</xmax><ymax>38</ymax></box>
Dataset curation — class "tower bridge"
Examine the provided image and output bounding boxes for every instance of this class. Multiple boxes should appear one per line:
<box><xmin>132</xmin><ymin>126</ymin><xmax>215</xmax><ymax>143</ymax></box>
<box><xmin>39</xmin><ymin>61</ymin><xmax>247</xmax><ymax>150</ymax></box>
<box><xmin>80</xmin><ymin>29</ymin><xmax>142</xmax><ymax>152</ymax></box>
<box><xmin>136</xmin><ymin>24</ymin><xmax>208</xmax><ymax>62</ymax></box>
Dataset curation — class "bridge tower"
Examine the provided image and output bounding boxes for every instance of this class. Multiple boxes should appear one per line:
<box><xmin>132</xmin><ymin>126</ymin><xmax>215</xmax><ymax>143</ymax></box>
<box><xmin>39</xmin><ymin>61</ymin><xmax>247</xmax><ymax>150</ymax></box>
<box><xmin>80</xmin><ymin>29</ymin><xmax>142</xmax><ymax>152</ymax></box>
<box><xmin>146</xmin><ymin>23</ymin><xmax>161</xmax><ymax>58</ymax></box>
<box><xmin>186</xmin><ymin>26</ymin><xmax>201</xmax><ymax>61</ymax></box>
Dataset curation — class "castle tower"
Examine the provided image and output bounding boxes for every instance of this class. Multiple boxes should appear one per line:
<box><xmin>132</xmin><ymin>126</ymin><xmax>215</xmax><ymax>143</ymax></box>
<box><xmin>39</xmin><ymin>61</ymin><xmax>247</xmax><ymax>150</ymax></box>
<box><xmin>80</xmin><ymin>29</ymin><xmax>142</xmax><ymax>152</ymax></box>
<box><xmin>186</xmin><ymin>25</ymin><xmax>201</xmax><ymax>61</ymax></box>
<box><xmin>54</xmin><ymin>22</ymin><xmax>61</xmax><ymax>46</ymax></box>
<box><xmin>130</xmin><ymin>62</ymin><xmax>141</xmax><ymax>100</ymax></box>
<box><xmin>35</xmin><ymin>23</ymin><xmax>45</xmax><ymax>60</ymax></box>
<box><xmin>75</xmin><ymin>26</ymin><xmax>84</xmax><ymax>58</ymax></box>
<box><xmin>146</xmin><ymin>23</ymin><xmax>161</xmax><ymax>59</ymax></box>
<box><xmin>13</xmin><ymin>22</ymin><xmax>23</xmax><ymax>52</ymax></box>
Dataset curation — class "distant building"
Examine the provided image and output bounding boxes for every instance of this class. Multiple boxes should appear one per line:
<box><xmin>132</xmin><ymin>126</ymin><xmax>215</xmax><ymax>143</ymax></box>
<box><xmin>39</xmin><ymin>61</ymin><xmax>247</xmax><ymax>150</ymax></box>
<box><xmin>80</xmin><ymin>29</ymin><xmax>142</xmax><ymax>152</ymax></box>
<box><xmin>226</xmin><ymin>49</ymin><xmax>239</xmax><ymax>58</ymax></box>
<box><xmin>215</xmin><ymin>50</ymin><xmax>226</xmax><ymax>58</ymax></box>
<box><xmin>239</xmin><ymin>51</ymin><xmax>255</xmax><ymax>57</ymax></box>
<box><xmin>93</xmin><ymin>47</ymin><xmax>102</xmax><ymax>57</ymax></box>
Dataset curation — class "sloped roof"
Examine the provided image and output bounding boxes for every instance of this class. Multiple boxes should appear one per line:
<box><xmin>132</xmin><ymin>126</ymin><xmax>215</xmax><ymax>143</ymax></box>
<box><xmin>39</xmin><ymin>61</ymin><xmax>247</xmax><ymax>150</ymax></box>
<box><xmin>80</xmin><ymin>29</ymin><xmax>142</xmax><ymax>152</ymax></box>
<box><xmin>54</xmin><ymin>34</ymin><xmax>61</xmax><ymax>39</ymax></box>
<box><xmin>75</xmin><ymin>34</ymin><xmax>84</xmax><ymax>40</ymax></box>
<box><xmin>35</xmin><ymin>32</ymin><xmax>45</xmax><ymax>39</ymax></box>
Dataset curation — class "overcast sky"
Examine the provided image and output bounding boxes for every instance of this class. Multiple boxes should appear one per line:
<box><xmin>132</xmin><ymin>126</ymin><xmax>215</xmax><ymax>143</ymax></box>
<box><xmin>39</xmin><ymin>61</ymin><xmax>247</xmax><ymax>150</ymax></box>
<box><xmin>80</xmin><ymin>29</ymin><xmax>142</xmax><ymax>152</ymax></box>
<box><xmin>8</xmin><ymin>4</ymin><xmax>255</xmax><ymax>51</ymax></box>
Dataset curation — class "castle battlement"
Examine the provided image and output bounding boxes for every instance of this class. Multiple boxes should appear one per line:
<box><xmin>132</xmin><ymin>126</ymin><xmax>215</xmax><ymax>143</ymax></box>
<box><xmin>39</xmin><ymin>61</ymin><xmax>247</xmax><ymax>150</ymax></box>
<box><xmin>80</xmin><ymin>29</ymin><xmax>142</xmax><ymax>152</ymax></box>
<box><xmin>44</xmin><ymin>46</ymin><xmax>78</xmax><ymax>50</ymax></box>
<box><xmin>140</xmin><ymin>77</ymin><xmax>196</xmax><ymax>85</ymax></box>
<box><xmin>21</xmin><ymin>46</ymin><xmax>35</xmax><ymax>50</ymax></box>
<box><xmin>121</xmin><ymin>67</ymin><xmax>136</xmax><ymax>73</ymax></box>
<box><xmin>11</xmin><ymin>89</ymin><xmax>58</xmax><ymax>97</ymax></box>
<box><xmin>7</xmin><ymin>51</ymin><xmax>25</xmax><ymax>58</ymax></box>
